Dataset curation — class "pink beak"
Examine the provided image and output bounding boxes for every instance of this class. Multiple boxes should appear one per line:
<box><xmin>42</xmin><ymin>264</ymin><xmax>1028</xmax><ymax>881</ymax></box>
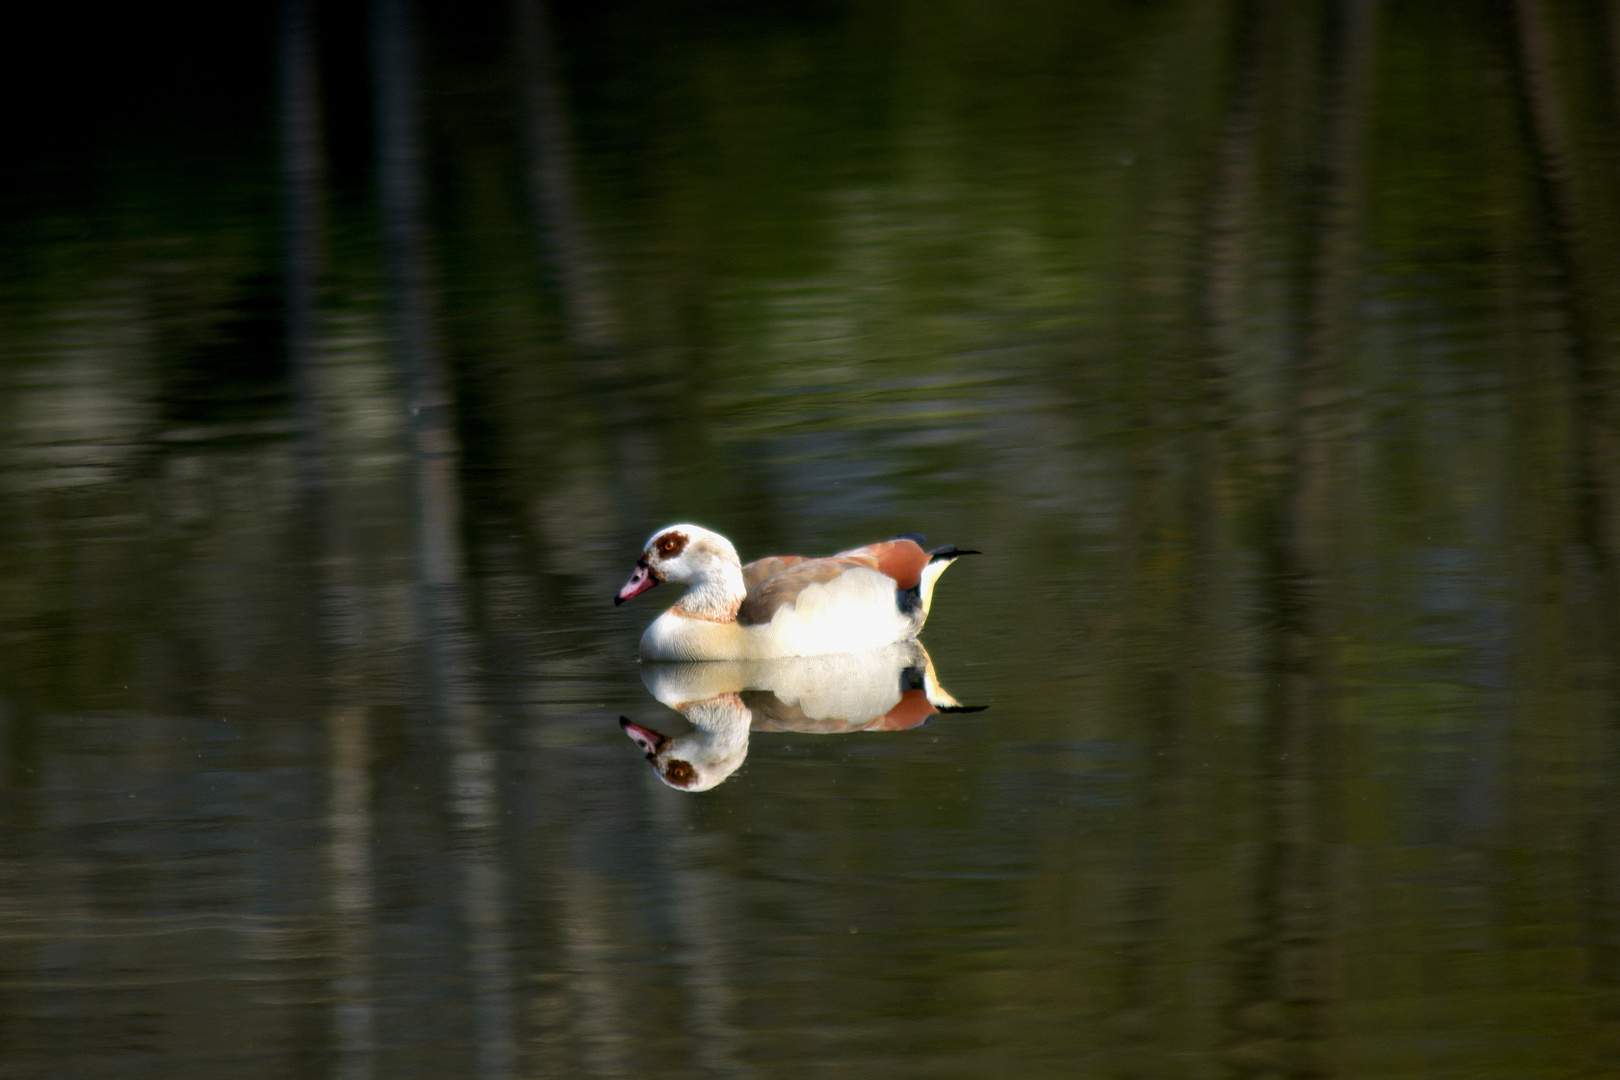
<box><xmin>620</xmin><ymin>717</ymin><xmax>668</xmax><ymax>758</ymax></box>
<box><xmin>615</xmin><ymin>561</ymin><xmax>660</xmax><ymax>605</ymax></box>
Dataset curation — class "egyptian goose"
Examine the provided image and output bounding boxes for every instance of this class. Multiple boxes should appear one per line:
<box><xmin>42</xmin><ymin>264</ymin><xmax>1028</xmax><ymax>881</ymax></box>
<box><xmin>614</xmin><ymin>524</ymin><xmax>977</xmax><ymax>661</ymax></box>
<box><xmin>620</xmin><ymin>641</ymin><xmax>983</xmax><ymax>790</ymax></box>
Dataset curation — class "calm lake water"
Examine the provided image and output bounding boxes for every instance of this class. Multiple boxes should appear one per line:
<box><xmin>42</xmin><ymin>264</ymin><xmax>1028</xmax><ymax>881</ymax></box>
<box><xmin>6</xmin><ymin>0</ymin><xmax>1620</xmax><ymax>1076</ymax></box>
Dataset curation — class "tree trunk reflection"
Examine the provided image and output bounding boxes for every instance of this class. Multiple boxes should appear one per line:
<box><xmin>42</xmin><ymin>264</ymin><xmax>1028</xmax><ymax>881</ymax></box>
<box><xmin>373</xmin><ymin>0</ymin><xmax>516</xmax><ymax>1074</ymax></box>
<box><xmin>280</xmin><ymin>2</ymin><xmax>379</xmax><ymax>1075</ymax></box>
<box><xmin>1514</xmin><ymin>0</ymin><xmax>1620</xmax><ymax>1066</ymax></box>
<box><xmin>1228</xmin><ymin>1</ymin><xmax>1376</xmax><ymax>1075</ymax></box>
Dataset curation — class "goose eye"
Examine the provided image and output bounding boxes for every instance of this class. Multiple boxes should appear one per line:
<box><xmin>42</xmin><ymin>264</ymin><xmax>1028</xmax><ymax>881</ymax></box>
<box><xmin>651</xmin><ymin>530</ymin><xmax>688</xmax><ymax>558</ymax></box>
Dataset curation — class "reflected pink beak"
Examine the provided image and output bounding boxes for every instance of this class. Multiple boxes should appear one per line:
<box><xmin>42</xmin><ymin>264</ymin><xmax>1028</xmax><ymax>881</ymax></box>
<box><xmin>620</xmin><ymin>717</ymin><xmax>668</xmax><ymax>758</ymax></box>
<box><xmin>615</xmin><ymin>561</ymin><xmax>660</xmax><ymax>605</ymax></box>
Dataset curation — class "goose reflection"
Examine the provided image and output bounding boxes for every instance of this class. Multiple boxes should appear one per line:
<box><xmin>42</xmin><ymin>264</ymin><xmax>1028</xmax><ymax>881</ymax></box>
<box><xmin>619</xmin><ymin>641</ymin><xmax>981</xmax><ymax>792</ymax></box>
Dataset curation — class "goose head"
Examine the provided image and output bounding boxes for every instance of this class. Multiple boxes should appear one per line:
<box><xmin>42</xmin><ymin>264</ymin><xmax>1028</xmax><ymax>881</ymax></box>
<box><xmin>615</xmin><ymin>523</ymin><xmax>745</xmax><ymax>617</ymax></box>
<box><xmin>620</xmin><ymin>693</ymin><xmax>752</xmax><ymax>792</ymax></box>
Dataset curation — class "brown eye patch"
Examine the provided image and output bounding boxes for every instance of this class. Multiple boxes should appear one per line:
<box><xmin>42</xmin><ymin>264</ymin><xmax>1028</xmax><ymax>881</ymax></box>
<box><xmin>655</xmin><ymin>531</ymin><xmax>688</xmax><ymax>557</ymax></box>
<box><xmin>663</xmin><ymin>759</ymin><xmax>698</xmax><ymax>787</ymax></box>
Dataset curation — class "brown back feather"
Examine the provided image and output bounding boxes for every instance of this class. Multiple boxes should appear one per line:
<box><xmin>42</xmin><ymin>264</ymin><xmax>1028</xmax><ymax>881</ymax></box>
<box><xmin>869</xmin><ymin>689</ymin><xmax>937</xmax><ymax>730</ymax></box>
<box><xmin>836</xmin><ymin>538</ymin><xmax>929</xmax><ymax>590</ymax></box>
<box><xmin>741</xmin><ymin>554</ymin><xmax>806</xmax><ymax>590</ymax></box>
<box><xmin>743</xmin><ymin>687</ymin><xmax>937</xmax><ymax>732</ymax></box>
<box><xmin>741</xmin><ymin>691</ymin><xmax>855</xmax><ymax>732</ymax></box>
<box><xmin>736</xmin><ymin>557</ymin><xmax>868</xmax><ymax>626</ymax></box>
<box><xmin>735</xmin><ymin>538</ymin><xmax>928</xmax><ymax>626</ymax></box>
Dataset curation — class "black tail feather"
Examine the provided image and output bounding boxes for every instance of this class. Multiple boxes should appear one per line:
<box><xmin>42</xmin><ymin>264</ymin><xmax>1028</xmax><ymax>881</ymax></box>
<box><xmin>928</xmin><ymin>544</ymin><xmax>982</xmax><ymax>561</ymax></box>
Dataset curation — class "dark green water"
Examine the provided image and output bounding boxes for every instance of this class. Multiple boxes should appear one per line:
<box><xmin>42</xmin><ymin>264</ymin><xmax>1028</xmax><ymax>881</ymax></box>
<box><xmin>5</xmin><ymin>0</ymin><xmax>1620</xmax><ymax>1076</ymax></box>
